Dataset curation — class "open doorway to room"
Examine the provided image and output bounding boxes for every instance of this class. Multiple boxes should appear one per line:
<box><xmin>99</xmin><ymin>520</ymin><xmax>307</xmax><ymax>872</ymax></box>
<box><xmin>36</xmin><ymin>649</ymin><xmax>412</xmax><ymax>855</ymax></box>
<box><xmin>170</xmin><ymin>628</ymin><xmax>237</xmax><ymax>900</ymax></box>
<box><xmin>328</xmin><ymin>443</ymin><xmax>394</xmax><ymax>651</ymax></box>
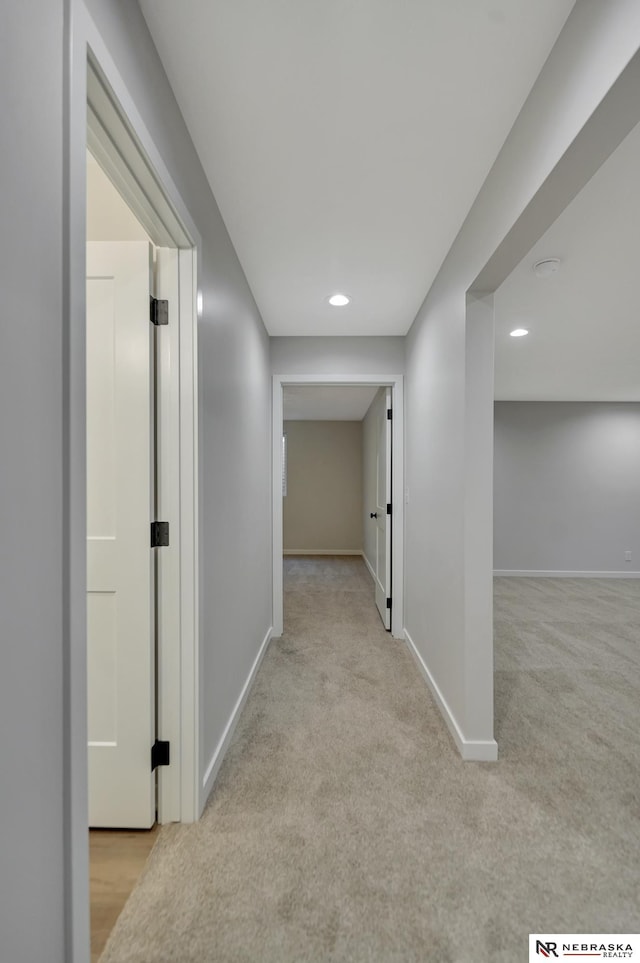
<box><xmin>84</xmin><ymin>56</ymin><xmax>200</xmax><ymax>960</ymax></box>
<box><xmin>85</xmin><ymin>149</ymin><xmax>163</xmax><ymax>961</ymax></box>
<box><xmin>86</xmin><ymin>153</ymin><xmax>160</xmax><ymax>831</ymax></box>
<box><xmin>488</xmin><ymin>112</ymin><xmax>640</xmax><ymax>807</ymax></box>
<box><xmin>281</xmin><ymin>385</ymin><xmax>392</xmax><ymax>632</ymax></box>
<box><xmin>272</xmin><ymin>376</ymin><xmax>404</xmax><ymax>640</ymax></box>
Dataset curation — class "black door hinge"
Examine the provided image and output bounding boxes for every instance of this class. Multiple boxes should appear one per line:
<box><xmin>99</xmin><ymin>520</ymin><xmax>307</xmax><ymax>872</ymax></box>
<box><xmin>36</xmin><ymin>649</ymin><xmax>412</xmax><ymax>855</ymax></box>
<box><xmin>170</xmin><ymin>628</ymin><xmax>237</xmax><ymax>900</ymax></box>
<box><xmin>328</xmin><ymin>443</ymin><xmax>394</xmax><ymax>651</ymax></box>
<box><xmin>151</xmin><ymin>739</ymin><xmax>170</xmax><ymax>771</ymax></box>
<box><xmin>386</xmin><ymin>598</ymin><xmax>392</xmax><ymax>610</ymax></box>
<box><xmin>151</xmin><ymin>521</ymin><xmax>170</xmax><ymax>547</ymax></box>
<box><xmin>386</xmin><ymin>503</ymin><xmax>392</xmax><ymax>515</ymax></box>
<box><xmin>150</xmin><ymin>296</ymin><xmax>169</xmax><ymax>326</ymax></box>
<box><xmin>387</xmin><ymin>409</ymin><xmax>392</xmax><ymax>420</ymax></box>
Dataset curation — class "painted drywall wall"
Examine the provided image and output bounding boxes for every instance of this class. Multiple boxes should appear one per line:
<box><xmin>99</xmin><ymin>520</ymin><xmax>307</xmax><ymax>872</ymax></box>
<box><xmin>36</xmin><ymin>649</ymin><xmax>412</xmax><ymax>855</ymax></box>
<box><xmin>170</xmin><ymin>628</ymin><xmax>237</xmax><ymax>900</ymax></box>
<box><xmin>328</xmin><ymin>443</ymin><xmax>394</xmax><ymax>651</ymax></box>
<box><xmin>362</xmin><ymin>389</ymin><xmax>386</xmax><ymax>576</ymax></box>
<box><xmin>283</xmin><ymin>421</ymin><xmax>363</xmax><ymax>552</ymax></box>
<box><xmin>0</xmin><ymin>1</ymin><xmax>272</xmax><ymax>958</ymax></box>
<box><xmin>81</xmin><ymin>0</ymin><xmax>273</xmax><ymax>807</ymax></box>
<box><xmin>494</xmin><ymin>402</ymin><xmax>640</xmax><ymax>573</ymax></box>
<box><xmin>404</xmin><ymin>0</ymin><xmax>640</xmax><ymax>754</ymax></box>
<box><xmin>0</xmin><ymin>6</ymin><xmax>67</xmax><ymax>960</ymax></box>
<box><xmin>271</xmin><ymin>336</ymin><xmax>404</xmax><ymax>375</ymax></box>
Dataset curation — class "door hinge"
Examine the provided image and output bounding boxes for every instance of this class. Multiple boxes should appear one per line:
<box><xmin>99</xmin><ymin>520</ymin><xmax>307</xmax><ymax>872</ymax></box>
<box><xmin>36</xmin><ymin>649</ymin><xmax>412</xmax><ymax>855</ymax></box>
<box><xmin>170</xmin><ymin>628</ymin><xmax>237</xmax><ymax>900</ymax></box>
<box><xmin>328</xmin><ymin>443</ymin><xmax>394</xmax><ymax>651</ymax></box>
<box><xmin>387</xmin><ymin>409</ymin><xmax>392</xmax><ymax>420</ymax></box>
<box><xmin>386</xmin><ymin>598</ymin><xmax>392</xmax><ymax>610</ymax></box>
<box><xmin>386</xmin><ymin>503</ymin><xmax>392</xmax><ymax>515</ymax></box>
<box><xmin>151</xmin><ymin>521</ymin><xmax>170</xmax><ymax>547</ymax></box>
<box><xmin>151</xmin><ymin>739</ymin><xmax>170</xmax><ymax>771</ymax></box>
<box><xmin>150</xmin><ymin>296</ymin><xmax>169</xmax><ymax>326</ymax></box>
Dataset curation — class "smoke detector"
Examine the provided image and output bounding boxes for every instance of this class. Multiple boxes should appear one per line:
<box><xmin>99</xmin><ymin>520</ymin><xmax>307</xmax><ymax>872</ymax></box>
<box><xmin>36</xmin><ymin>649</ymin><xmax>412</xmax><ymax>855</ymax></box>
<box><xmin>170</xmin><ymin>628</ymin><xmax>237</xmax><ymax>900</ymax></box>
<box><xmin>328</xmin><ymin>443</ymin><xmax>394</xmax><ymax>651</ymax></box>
<box><xmin>533</xmin><ymin>257</ymin><xmax>561</xmax><ymax>278</ymax></box>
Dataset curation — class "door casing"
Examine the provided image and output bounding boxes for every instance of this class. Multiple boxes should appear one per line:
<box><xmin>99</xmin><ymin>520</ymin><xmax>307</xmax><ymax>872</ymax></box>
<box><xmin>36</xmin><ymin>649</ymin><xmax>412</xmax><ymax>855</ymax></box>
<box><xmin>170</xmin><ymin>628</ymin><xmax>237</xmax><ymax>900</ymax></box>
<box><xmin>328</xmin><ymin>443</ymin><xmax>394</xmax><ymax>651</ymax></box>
<box><xmin>85</xmin><ymin>85</ymin><xmax>200</xmax><ymax>829</ymax></box>
<box><xmin>69</xmin><ymin>16</ymin><xmax>201</xmax><ymax>916</ymax></box>
<box><xmin>373</xmin><ymin>386</ymin><xmax>393</xmax><ymax>630</ymax></box>
<box><xmin>272</xmin><ymin>374</ymin><xmax>404</xmax><ymax>639</ymax></box>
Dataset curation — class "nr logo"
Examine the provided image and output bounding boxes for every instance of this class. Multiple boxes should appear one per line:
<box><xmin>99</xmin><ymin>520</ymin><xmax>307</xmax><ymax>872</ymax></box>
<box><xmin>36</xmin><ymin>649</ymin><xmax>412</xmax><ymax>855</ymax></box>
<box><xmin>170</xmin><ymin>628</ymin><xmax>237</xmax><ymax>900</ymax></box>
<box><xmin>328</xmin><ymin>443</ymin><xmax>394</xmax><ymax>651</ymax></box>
<box><xmin>536</xmin><ymin>942</ymin><xmax>559</xmax><ymax>958</ymax></box>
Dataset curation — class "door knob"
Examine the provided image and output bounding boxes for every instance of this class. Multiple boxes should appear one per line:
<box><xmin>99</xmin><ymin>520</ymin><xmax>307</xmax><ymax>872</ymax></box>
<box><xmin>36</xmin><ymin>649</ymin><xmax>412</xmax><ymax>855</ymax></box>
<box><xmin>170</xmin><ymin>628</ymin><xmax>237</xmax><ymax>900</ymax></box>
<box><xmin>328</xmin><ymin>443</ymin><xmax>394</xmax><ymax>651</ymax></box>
<box><xmin>370</xmin><ymin>512</ymin><xmax>377</xmax><ymax>518</ymax></box>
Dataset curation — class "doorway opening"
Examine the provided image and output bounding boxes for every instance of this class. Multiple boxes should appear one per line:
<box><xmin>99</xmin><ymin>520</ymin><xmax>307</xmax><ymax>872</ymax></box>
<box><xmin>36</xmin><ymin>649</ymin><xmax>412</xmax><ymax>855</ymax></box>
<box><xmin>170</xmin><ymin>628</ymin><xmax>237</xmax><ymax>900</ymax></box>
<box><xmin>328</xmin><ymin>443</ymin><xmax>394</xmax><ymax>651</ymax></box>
<box><xmin>281</xmin><ymin>385</ymin><xmax>392</xmax><ymax>630</ymax></box>
<box><xmin>86</xmin><ymin>51</ymin><xmax>199</xmax><ymax>826</ymax></box>
<box><xmin>86</xmin><ymin>155</ymin><xmax>162</xmax><ymax>831</ymax></box>
<box><xmin>490</xmin><ymin>114</ymin><xmax>640</xmax><ymax>758</ymax></box>
<box><xmin>84</xmin><ymin>52</ymin><xmax>200</xmax><ymax>958</ymax></box>
<box><xmin>272</xmin><ymin>375</ymin><xmax>404</xmax><ymax>639</ymax></box>
<box><xmin>459</xmin><ymin>48</ymin><xmax>640</xmax><ymax>764</ymax></box>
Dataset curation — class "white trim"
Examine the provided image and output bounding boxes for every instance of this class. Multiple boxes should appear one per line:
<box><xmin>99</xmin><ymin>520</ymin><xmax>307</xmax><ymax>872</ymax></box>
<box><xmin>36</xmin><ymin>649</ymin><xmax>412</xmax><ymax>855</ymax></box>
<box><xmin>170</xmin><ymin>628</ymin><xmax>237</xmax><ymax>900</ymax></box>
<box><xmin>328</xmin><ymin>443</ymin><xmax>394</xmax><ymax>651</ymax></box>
<box><xmin>363</xmin><ymin>552</ymin><xmax>376</xmax><ymax>582</ymax></box>
<box><xmin>179</xmin><ymin>249</ymin><xmax>200</xmax><ymax>822</ymax></box>
<box><xmin>272</xmin><ymin>380</ymin><xmax>284</xmax><ymax>634</ymax></box>
<box><xmin>151</xmin><ymin>247</ymin><xmax>200</xmax><ymax>824</ymax></box>
<box><xmin>284</xmin><ymin>549</ymin><xmax>363</xmax><ymax>556</ymax></box>
<box><xmin>84</xmin><ymin>41</ymin><xmax>201</xmax><ymax>250</ymax></box>
<box><xmin>494</xmin><ymin>569</ymin><xmax>640</xmax><ymax>578</ymax></box>
<box><xmin>201</xmin><ymin>627</ymin><xmax>274</xmax><ymax>807</ymax></box>
<box><xmin>86</xmin><ymin>65</ymin><xmax>190</xmax><ymax>249</ymax></box>
<box><xmin>273</xmin><ymin>373</ymin><xmax>404</xmax><ymax>640</ymax></box>
<box><xmin>77</xmin><ymin>7</ymin><xmax>202</xmax><ymax>845</ymax></box>
<box><xmin>403</xmin><ymin>630</ymin><xmax>498</xmax><ymax>762</ymax></box>
<box><xmin>155</xmin><ymin>248</ymin><xmax>180</xmax><ymax>824</ymax></box>
<box><xmin>67</xmin><ymin>10</ymin><xmax>92</xmax><ymax>956</ymax></box>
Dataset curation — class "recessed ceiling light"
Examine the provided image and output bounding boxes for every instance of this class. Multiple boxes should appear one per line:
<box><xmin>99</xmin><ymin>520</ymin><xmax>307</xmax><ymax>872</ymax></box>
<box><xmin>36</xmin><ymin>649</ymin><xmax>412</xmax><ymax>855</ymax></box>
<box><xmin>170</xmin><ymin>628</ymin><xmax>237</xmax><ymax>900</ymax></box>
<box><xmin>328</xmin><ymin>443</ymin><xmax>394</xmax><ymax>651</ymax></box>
<box><xmin>328</xmin><ymin>293</ymin><xmax>350</xmax><ymax>307</ymax></box>
<box><xmin>510</xmin><ymin>328</ymin><xmax>529</xmax><ymax>337</ymax></box>
<box><xmin>533</xmin><ymin>257</ymin><xmax>561</xmax><ymax>278</ymax></box>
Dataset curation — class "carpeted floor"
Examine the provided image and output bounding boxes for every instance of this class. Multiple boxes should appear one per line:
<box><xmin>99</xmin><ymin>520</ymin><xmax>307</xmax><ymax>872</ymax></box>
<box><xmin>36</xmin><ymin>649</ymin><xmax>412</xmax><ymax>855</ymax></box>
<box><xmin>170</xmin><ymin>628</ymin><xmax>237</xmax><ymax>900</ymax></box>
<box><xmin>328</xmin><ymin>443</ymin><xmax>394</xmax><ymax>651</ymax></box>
<box><xmin>100</xmin><ymin>559</ymin><xmax>640</xmax><ymax>963</ymax></box>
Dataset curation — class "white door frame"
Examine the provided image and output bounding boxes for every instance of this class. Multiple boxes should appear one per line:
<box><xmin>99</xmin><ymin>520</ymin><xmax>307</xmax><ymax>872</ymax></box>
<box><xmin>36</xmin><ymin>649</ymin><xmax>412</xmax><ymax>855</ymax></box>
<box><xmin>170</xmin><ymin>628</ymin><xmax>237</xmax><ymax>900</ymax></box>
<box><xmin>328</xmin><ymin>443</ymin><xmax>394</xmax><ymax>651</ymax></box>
<box><xmin>68</xmin><ymin>10</ymin><xmax>203</xmax><ymax>952</ymax></box>
<box><xmin>154</xmin><ymin>246</ymin><xmax>199</xmax><ymax>824</ymax></box>
<box><xmin>85</xmin><ymin>62</ymin><xmax>200</xmax><ymax>827</ymax></box>
<box><xmin>72</xmin><ymin>8</ymin><xmax>201</xmax><ymax>837</ymax></box>
<box><xmin>272</xmin><ymin>374</ymin><xmax>404</xmax><ymax>639</ymax></box>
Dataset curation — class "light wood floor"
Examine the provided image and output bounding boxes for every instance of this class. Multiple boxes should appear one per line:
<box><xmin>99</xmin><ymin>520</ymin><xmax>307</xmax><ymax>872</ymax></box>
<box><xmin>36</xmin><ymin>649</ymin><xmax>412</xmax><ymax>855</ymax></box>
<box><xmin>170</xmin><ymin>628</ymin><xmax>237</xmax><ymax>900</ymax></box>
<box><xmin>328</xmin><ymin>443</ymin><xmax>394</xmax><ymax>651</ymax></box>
<box><xmin>90</xmin><ymin>826</ymin><xmax>159</xmax><ymax>962</ymax></box>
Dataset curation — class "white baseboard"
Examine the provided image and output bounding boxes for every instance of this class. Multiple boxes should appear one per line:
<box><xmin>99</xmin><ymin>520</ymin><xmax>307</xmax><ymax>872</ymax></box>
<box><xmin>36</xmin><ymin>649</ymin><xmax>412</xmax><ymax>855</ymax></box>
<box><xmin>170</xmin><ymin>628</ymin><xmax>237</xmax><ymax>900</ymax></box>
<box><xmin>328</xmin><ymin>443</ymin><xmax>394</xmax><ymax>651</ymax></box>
<box><xmin>494</xmin><ymin>569</ymin><xmax>640</xmax><ymax>578</ymax></box>
<box><xmin>284</xmin><ymin>549</ymin><xmax>363</xmax><ymax>556</ymax></box>
<box><xmin>201</xmin><ymin>626</ymin><xmax>273</xmax><ymax>808</ymax></box>
<box><xmin>403</xmin><ymin>629</ymin><xmax>498</xmax><ymax>762</ymax></box>
<box><xmin>362</xmin><ymin>553</ymin><xmax>376</xmax><ymax>582</ymax></box>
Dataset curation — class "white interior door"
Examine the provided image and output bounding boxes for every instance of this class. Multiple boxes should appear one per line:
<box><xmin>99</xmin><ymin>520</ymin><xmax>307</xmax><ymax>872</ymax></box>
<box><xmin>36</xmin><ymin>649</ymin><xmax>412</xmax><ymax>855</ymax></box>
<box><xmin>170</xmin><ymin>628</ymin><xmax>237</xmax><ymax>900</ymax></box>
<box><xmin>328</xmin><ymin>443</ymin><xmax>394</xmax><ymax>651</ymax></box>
<box><xmin>375</xmin><ymin>387</ymin><xmax>392</xmax><ymax>629</ymax></box>
<box><xmin>86</xmin><ymin>240</ymin><xmax>155</xmax><ymax>828</ymax></box>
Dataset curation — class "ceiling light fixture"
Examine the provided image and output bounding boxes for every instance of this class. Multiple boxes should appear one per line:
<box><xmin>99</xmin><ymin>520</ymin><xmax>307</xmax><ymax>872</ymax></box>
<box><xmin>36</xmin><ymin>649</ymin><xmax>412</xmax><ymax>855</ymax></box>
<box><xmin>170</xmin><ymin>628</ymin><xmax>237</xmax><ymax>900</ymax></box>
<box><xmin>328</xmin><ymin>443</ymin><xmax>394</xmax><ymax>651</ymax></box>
<box><xmin>510</xmin><ymin>328</ymin><xmax>529</xmax><ymax>337</ymax></box>
<box><xmin>328</xmin><ymin>293</ymin><xmax>350</xmax><ymax>307</ymax></box>
<box><xmin>533</xmin><ymin>257</ymin><xmax>561</xmax><ymax>278</ymax></box>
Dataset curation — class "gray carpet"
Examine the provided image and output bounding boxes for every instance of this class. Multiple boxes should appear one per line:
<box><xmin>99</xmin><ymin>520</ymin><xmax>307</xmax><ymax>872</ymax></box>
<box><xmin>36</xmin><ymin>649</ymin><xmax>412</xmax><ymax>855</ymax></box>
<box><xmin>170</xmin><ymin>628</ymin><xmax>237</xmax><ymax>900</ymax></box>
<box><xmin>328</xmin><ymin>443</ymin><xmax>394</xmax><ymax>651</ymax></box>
<box><xmin>101</xmin><ymin>560</ymin><xmax>640</xmax><ymax>963</ymax></box>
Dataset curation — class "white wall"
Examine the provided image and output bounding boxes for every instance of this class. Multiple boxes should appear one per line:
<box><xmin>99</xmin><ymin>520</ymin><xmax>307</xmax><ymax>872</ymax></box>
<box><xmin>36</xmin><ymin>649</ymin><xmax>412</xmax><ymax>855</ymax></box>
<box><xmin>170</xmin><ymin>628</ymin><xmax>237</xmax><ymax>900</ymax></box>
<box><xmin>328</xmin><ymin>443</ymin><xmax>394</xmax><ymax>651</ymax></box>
<box><xmin>283</xmin><ymin>421</ymin><xmax>363</xmax><ymax>553</ymax></box>
<box><xmin>362</xmin><ymin>389</ymin><xmax>386</xmax><ymax>575</ymax></box>
<box><xmin>404</xmin><ymin>0</ymin><xmax>640</xmax><ymax>757</ymax></box>
<box><xmin>494</xmin><ymin>402</ymin><xmax>640</xmax><ymax>574</ymax></box>
<box><xmin>271</xmin><ymin>336</ymin><xmax>404</xmax><ymax>376</ymax></box>
<box><xmin>0</xmin><ymin>2</ymin><xmax>273</xmax><ymax>959</ymax></box>
<box><xmin>1</xmin><ymin>6</ymin><xmax>67</xmax><ymax>960</ymax></box>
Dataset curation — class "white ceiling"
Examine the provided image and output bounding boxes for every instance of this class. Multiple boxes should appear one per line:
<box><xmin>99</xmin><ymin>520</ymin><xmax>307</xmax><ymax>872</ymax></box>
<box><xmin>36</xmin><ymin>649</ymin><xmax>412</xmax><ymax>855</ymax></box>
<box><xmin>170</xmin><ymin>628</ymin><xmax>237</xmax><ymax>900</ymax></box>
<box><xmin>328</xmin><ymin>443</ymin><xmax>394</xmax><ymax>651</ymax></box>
<box><xmin>494</xmin><ymin>118</ymin><xmax>640</xmax><ymax>402</ymax></box>
<box><xmin>139</xmin><ymin>0</ymin><xmax>574</xmax><ymax>336</ymax></box>
<box><xmin>283</xmin><ymin>385</ymin><xmax>379</xmax><ymax>420</ymax></box>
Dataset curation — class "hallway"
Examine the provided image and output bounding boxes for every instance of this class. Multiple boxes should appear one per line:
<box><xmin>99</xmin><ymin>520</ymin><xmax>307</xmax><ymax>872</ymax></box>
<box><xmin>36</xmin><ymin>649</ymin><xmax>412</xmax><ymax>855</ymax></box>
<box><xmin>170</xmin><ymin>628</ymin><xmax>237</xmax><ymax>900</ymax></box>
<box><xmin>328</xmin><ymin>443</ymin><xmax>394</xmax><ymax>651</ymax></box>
<box><xmin>100</xmin><ymin>560</ymin><xmax>639</xmax><ymax>963</ymax></box>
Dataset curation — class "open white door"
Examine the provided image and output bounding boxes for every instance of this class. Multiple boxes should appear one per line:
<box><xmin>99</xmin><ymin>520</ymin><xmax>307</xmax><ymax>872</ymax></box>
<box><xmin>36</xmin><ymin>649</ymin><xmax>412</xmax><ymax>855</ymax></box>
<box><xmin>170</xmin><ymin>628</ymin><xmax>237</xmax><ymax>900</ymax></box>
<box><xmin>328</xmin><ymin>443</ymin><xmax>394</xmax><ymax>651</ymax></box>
<box><xmin>374</xmin><ymin>387</ymin><xmax>392</xmax><ymax>629</ymax></box>
<box><xmin>86</xmin><ymin>241</ymin><xmax>155</xmax><ymax>828</ymax></box>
